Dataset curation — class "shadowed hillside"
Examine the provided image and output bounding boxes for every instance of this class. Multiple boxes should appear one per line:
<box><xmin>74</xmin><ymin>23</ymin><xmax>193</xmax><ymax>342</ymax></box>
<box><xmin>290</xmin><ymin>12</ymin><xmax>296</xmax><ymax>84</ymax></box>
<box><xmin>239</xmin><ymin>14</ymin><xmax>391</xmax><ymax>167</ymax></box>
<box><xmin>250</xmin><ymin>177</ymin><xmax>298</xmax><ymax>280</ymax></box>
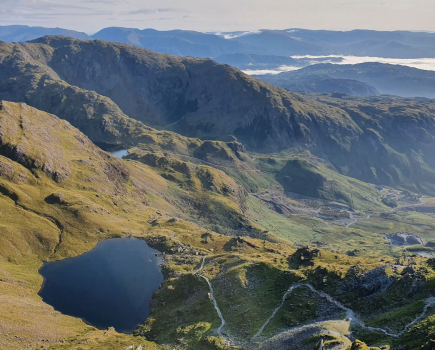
<box><xmin>1</xmin><ymin>37</ymin><xmax>435</xmax><ymax>193</ymax></box>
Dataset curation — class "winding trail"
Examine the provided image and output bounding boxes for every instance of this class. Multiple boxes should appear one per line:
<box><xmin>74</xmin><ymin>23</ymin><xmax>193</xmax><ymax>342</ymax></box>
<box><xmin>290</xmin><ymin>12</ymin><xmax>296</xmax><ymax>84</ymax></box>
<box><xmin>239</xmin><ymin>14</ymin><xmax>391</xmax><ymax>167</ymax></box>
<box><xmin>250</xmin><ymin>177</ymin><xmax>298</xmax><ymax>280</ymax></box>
<box><xmin>253</xmin><ymin>284</ymin><xmax>302</xmax><ymax>338</ymax></box>
<box><xmin>198</xmin><ymin>274</ymin><xmax>226</xmax><ymax>338</ymax></box>
<box><xmin>190</xmin><ymin>257</ymin><xmax>435</xmax><ymax>343</ymax></box>
<box><xmin>193</xmin><ymin>256</ymin><xmax>228</xmax><ymax>340</ymax></box>
<box><xmin>193</xmin><ymin>256</ymin><xmax>207</xmax><ymax>275</ymax></box>
<box><xmin>252</xmin><ymin>282</ymin><xmax>435</xmax><ymax>340</ymax></box>
<box><xmin>345</xmin><ymin>214</ymin><xmax>372</xmax><ymax>228</ymax></box>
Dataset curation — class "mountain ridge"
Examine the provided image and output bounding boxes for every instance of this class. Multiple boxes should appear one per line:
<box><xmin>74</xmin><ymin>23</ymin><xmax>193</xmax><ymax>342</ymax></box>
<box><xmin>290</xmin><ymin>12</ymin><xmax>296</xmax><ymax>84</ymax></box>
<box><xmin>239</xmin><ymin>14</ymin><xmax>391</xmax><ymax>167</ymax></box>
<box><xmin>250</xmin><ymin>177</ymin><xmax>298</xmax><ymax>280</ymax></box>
<box><xmin>2</xmin><ymin>37</ymin><xmax>435</xmax><ymax>194</ymax></box>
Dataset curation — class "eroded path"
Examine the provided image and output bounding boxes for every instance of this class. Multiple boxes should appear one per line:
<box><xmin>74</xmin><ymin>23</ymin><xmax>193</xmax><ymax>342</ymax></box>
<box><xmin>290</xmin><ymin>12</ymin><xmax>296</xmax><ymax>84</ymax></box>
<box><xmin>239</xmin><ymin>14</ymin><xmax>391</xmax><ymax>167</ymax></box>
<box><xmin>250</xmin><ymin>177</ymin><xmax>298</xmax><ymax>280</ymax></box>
<box><xmin>191</xmin><ymin>256</ymin><xmax>435</xmax><ymax>344</ymax></box>
<box><xmin>193</xmin><ymin>256</ymin><xmax>228</xmax><ymax>340</ymax></box>
<box><xmin>198</xmin><ymin>274</ymin><xmax>226</xmax><ymax>338</ymax></box>
<box><xmin>252</xmin><ymin>282</ymin><xmax>435</xmax><ymax>340</ymax></box>
<box><xmin>253</xmin><ymin>284</ymin><xmax>302</xmax><ymax>339</ymax></box>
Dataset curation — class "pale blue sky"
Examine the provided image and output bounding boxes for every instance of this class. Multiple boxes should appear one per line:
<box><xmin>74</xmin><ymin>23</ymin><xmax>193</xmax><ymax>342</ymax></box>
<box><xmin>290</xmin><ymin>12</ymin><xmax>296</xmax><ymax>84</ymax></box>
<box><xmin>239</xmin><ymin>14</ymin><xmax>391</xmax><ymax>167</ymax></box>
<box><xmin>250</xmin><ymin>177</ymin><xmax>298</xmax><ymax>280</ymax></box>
<box><xmin>1</xmin><ymin>0</ymin><xmax>433</xmax><ymax>34</ymax></box>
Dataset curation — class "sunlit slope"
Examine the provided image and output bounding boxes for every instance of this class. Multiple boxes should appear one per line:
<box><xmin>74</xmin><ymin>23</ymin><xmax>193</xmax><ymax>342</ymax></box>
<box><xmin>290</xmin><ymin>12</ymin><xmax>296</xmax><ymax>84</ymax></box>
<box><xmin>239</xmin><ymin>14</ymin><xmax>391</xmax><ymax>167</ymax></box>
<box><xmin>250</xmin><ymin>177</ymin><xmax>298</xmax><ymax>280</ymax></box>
<box><xmin>0</xmin><ymin>101</ymin><xmax>174</xmax><ymax>350</ymax></box>
<box><xmin>0</xmin><ymin>101</ymin><xmax>271</xmax><ymax>350</ymax></box>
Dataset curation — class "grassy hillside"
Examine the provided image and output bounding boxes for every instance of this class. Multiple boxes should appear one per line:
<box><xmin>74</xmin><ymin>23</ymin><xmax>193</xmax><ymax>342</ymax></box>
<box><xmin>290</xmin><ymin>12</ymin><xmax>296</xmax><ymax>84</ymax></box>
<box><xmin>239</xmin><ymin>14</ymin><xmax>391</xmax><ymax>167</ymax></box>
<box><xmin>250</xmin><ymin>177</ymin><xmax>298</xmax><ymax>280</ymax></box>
<box><xmin>0</xmin><ymin>101</ymin><xmax>170</xmax><ymax>350</ymax></box>
<box><xmin>2</xmin><ymin>102</ymin><xmax>435</xmax><ymax>350</ymax></box>
<box><xmin>252</xmin><ymin>155</ymin><xmax>384</xmax><ymax>210</ymax></box>
<box><xmin>309</xmin><ymin>94</ymin><xmax>435</xmax><ymax>194</ymax></box>
<box><xmin>0</xmin><ymin>101</ymin><xmax>263</xmax><ymax>349</ymax></box>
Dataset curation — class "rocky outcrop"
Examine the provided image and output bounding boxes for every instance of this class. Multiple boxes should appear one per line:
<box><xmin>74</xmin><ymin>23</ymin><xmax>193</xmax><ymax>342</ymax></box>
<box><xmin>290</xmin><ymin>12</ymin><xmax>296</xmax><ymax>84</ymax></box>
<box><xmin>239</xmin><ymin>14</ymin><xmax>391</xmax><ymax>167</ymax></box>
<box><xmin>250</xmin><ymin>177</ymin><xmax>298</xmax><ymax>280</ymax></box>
<box><xmin>257</xmin><ymin>321</ymin><xmax>351</xmax><ymax>350</ymax></box>
<box><xmin>350</xmin><ymin>340</ymin><xmax>370</xmax><ymax>350</ymax></box>
<box><xmin>223</xmin><ymin>236</ymin><xmax>260</xmax><ymax>251</ymax></box>
<box><xmin>44</xmin><ymin>193</ymin><xmax>65</xmax><ymax>205</ymax></box>
<box><xmin>386</xmin><ymin>232</ymin><xmax>426</xmax><ymax>246</ymax></box>
<box><xmin>338</xmin><ymin>266</ymin><xmax>394</xmax><ymax>297</ymax></box>
<box><xmin>293</xmin><ymin>247</ymin><xmax>322</xmax><ymax>264</ymax></box>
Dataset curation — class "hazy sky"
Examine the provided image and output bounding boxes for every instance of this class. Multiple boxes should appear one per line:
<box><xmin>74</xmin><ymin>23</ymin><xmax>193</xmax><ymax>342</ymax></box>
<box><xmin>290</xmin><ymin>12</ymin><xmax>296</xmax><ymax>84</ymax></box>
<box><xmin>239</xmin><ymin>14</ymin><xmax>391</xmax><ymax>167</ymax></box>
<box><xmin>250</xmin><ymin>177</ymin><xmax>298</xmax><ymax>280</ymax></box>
<box><xmin>1</xmin><ymin>0</ymin><xmax>434</xmax><ymax>34</ymax></box>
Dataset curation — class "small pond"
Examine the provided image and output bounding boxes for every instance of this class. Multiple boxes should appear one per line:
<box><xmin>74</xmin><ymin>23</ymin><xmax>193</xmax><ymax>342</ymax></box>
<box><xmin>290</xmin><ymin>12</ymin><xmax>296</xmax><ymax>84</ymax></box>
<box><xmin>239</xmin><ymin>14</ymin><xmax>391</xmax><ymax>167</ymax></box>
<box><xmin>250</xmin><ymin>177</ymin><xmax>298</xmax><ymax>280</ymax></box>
<box><xmin>112</xmin><ymin>149</ymin><xmax>129</xmax><ymax>158</ymax></box>
<box><xmin>39</xmin><ymin>238</ymin><xmax>163</xmax><ymax>333</ymax></box>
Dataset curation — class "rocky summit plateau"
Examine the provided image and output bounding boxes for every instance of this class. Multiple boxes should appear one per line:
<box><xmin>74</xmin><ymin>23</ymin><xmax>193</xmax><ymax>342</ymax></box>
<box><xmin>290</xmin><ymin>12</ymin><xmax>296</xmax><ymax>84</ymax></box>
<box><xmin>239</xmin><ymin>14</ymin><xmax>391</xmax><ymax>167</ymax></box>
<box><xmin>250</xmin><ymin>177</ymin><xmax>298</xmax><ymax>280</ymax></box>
<box><xmin>2</xmin><ymin>19</ymin><xmax>435</xmax><ymax>350</ymax></box>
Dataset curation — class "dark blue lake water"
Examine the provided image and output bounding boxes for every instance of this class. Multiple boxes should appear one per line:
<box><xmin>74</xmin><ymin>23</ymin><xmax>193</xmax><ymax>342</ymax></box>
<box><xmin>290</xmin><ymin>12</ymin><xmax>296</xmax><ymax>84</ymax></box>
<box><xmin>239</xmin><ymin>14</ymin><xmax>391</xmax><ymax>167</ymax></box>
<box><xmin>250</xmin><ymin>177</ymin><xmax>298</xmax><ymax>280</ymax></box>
<box><xmin>39</xmin><ymin>238</ymin><xmax>163</xmax><ymax>333</ymax></box>
<box><xmin>112</xmin><ymin>149</ymin><xmax>128</xmax><ymax>158</ymax></box>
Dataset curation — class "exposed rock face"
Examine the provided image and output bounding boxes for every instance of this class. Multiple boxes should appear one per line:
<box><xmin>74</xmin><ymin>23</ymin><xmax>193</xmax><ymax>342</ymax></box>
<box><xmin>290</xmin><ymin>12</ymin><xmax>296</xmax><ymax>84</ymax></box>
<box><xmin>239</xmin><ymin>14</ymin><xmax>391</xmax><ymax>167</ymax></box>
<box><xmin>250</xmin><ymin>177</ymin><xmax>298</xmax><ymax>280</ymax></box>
<box><xmin>317</xmin><ymin>339</ymin><xmax>325</xmax><ymax>350</ymax></box>
<box><xmin>346</xmin><ymin>250</ymin><xmax>361</xmax><ymax>257</ymax></box>
<box><xmin>294</xmin><ymin>247</ymin><xmax>322</xmax><ymax>264</ymax></box>
<box><xmin>223</xmin><ymin>236</ymin><xmax>259</xmax><ymax>251</ymax></box>
<box><xmin>339</xmin><ymin>266</ymin><xmax>394</xmax><ymax>297</ymax></box>
<box><xmin>257</xmin><ymin>321</ymin><xmax>351</xmax><ymax>350</ymax></box>
<box><xmin>45</xmin><ymin>193</ymin><xmax>65</xmax><ymax>204</ymax></box>
<box><xmin>350</xmin><ymin>340</ymin><xmax>370</xmax><ymax>350</ymax></box>
<box><xmin>386</xmin><ymin>232</ymin><xmax>426</xmax><ymax>246</ymax></box>
<box><xmin>139</xmin><ymin>153</ymin><xmax>196</xmax><ymax>175</ymax></box>
<box><xmin>226</xmin><ymin>141</ymin><xmax>246</xmax><ymax>154</ymax></box>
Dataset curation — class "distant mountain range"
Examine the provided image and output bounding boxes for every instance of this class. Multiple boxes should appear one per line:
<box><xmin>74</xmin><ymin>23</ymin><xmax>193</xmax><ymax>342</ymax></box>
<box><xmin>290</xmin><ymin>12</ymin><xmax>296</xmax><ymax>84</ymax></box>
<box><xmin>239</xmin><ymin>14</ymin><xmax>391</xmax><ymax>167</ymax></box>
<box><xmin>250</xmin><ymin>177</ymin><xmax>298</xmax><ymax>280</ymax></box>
<box><xmin>0</xmin><ymin>25</ymin><xmax>90</xmax><ymax>42</ymax></box>
<box><xmin>256</xmin><ymin>62</ymin><xmax>435</xmax><ymax>98</ymax></box>
<box><xmin>221</xmin><ymin>29</ymin><xmax>435</xmax><ymax>59</ymax></box>
<box><xmin>91</xmin><ymin>27</ymin><xmax>252</xmax><ymax>57</ymax></box>
<box><xmin>213</xmin><ymin>53</ymin><xmax>344</xmax><ymax>71</ymax></box>
<box><xmin>269</xmin><ymin>76</ymin><xmax>380</xmax><ymax>96</ymax></box>
<box><xmin>2</xmin><ymin>25</ymin><xmax>435</xmax><ymax>59</ymax></box>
